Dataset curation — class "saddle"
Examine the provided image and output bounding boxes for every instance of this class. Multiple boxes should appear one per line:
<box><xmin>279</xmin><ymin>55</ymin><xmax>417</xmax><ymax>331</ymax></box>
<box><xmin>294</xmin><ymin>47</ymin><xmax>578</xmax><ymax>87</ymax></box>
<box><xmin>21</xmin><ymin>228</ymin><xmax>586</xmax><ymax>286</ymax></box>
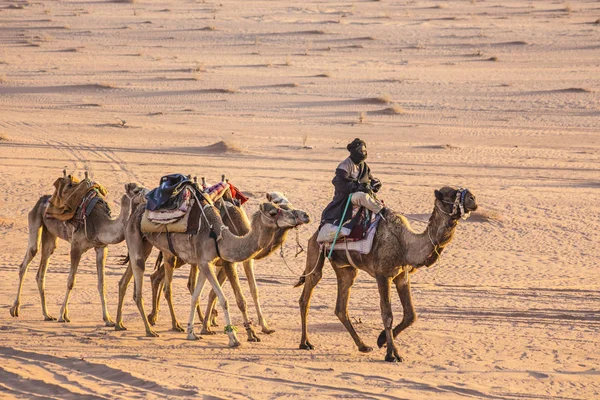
<box><xmin>141</xmin><ymin>175</ymin><xmax>247</xmax><ymax>234</ymax></box>
<box><xmin>46</xmin><ymin>175</ymin><xmax>108</xmax><ymax>222</ymax></box>
<box><xmin>317</xmin><ymin>206</ymin><xmax>373</xmax><ymax>244</ymax></box>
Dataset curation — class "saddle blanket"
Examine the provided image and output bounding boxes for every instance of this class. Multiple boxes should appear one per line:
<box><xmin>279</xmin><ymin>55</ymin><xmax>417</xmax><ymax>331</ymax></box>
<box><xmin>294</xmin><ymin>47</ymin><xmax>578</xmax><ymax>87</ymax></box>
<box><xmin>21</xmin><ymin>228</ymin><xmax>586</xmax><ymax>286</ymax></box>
<box><xmin>323</xmin><ymin>215</ymin><xmax>381</xmax><ymax>255</ymax></box>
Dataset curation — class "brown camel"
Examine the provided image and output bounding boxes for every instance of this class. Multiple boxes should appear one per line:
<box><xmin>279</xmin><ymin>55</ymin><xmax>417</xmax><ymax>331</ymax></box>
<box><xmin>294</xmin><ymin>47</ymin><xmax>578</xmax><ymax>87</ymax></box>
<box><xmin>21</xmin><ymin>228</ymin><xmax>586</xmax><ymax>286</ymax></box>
<box><xmin>115</xmin><ymin>199</ymin><xmax>304</xmax><ymax>347</ymax></box>
<box><xmin>296</xmin><ymin>186</ymin><xmax>478</xmax><ymax>362</ymax></box>
<box><xmin>148</xmin><ymin>192</ymin><xmax>310</xmax><ymax>336</ymax></box>
<box><xmin>9</xmin><ymin>182</ymin><xmax>147</xmax><ymax>326</ymax></box>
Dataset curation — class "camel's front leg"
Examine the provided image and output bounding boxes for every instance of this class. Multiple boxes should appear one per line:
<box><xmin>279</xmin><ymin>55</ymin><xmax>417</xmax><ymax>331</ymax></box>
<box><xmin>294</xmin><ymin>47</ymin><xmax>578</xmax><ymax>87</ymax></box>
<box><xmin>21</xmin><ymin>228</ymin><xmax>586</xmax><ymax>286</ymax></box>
<box><xmin>201</xmin><ymin>268</ymin><xmax>226</xmax><ymax>335</ymax></box>
<box><xmin>197</xmin><ymin>261</ymin><xmax>240</xmax><ymax>348</ymax></box>
<box><xmin>36</xmin><ymin>228</ymin><xmax>57</xmax><ymax>321</ymax></box>
<box><xmin>243</xmin><ymin>259</ymin><xmax>274</xmax><ymax>334</ymax></box>
<box><xmin>376</xmin><ymin>275</ymin><xmax>402</xmax><ymax>362</ymax></box>
<box><xmin>115</xmin><ymin>264</ymin><xmax>133</xmax><ymax>331</ymax></box>
<box><xmin>163</xmin><ymin>255</ymin><xmax>184</xmax><ymax>332</ymax></box>
<box><xmin>148</xmin><ymin>262</ymin><xmax>165</xmax><ymax>326</ymax></box>
<box><xmin>131</xmin><ymin>243</ymin><xmax>157</xmax><ymax>337</ymax></box>
<box><xmin>10</xmin><ymin>223</ymin><xmax>43</xmax><ymax>318</ymax></box>
<box><xmin>186</xmin><ymin>264</ymin><xmax>206</xmax><ymax>323</ymax></box>
<box><xmin>186</xmin><ymin>270</ymin><xmax>207</xmax><ymax>341</ymax></box>
<box><xmin>58</xmin><ymin>247</ymin><xmax>84</xmax><ymax>323</ymax></box>
<box><xmin>298</xmin><ymin>235</ymin><xmax>325</xmax><ymax>350</ymax></box>
<box><xmin>95</xmin><ymin>246</ymin><xmax>114</xmax><ymax>327</ymax></box>
<box><xmin>224</xmin><ymin>261</ymin><xmax>260</xmax><ymax>342</ymax></box>
<box><xmin>377</xmin><ymin>270</ymin><xmax>416</xmax><ymax>349</ymax></box>
<box><xmin>334</xmin><ymin>266</ymin><xmax>372</xmax><ymax>353</ymax></box>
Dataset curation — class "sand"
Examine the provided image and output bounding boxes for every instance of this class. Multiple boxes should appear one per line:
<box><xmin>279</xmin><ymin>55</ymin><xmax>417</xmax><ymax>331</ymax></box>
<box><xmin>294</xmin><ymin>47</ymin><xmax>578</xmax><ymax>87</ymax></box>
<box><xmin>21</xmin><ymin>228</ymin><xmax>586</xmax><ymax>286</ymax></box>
<box><xmin>0</xmin><ymin>0</ymin><xmax>599</xmax><ymax>398</ymax></box>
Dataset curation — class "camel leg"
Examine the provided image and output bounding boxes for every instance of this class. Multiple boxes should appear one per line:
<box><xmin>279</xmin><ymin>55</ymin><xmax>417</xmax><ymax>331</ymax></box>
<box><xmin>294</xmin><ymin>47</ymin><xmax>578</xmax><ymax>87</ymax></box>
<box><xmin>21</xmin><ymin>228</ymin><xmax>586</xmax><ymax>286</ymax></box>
<box><xmin>186</xmin><ymin>271</ymin><xmax>207</xmax><ymax>341</ymax></box>
<box><xmin>36</xmin><ymin>228</ymin><xmax>57</xmax><ymax>321</ymax></box>
<box><xmin>333</xmin><ymin>266</ymin><xmax>372</xmax><ymax>353</ymax></box>
<box><xmin>58</xmin><ymin>247</ymin><xmax>84</xmax><ymax>323</ymax></box>
<box><xmin>95</xmin><ymin>246</ymin><xmax>114</xmax><ymax>327</ymax></box>
<box><xmin>243</xmin><ymin>259</ymin><xmax>274</xmax><ymax>334</ymax></box>
<box><xmin>377</xmin><ymin>271</ymin><xmax>416</xmax><ymax>348</ymax></box>
<box><xmin>298</xmin><ymin>235</ymin><xmax>325</xmax><ymax>350</ymax></box>
<box><xmin>163</xmin><ymin>256</ymin><xmax>184</xmax><ymax>332</ymax></box>
<box><xmin>186</xmin><ymin>264</ymin><xmax>208</xmax><ymax>324</ymax></box>
<box><xmin>201</xmin><ymin>268</ymin><xmax>227</xmax><ymax>335</ymax></box>
<box><xmin>130</xmin><ymin>241</ymin><xmax>157</xmax><ymax>337</ymax></box>
<box><xmin>376</xmin><ymin>275</ymin><xmax>402</xmax><ymax>362</ymax></box>
<box><xmin>10</xmin><ymin>218</ymin><xmax>43</xmax><ymax>318</ymax></box>
<box><xmin>224</xmin><ymin>262</ymin><xmax>260</xmax><ymax>342</ymax></box>
<box><xmin>192</xmin><ymin>262</ymin><xmax>240</xmax><ymax>348</ymax></box>
<box><xmin>115</xmin><ymin>264</ymin><xmax>133</xmax><ymax>331</ymax></box>
<box><xmin>148</xmin><ymin>263</ymin><xmax>165</xmax><ymax>326</ymax></box>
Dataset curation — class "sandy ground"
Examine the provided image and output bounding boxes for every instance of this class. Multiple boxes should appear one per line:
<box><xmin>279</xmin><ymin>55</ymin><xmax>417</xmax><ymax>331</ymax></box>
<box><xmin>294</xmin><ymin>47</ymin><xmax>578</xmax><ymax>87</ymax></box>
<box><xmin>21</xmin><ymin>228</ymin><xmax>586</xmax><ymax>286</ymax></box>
<box><xmin>0</xmin><ymin>0</ymin><xmax>599</xmax><ymax>398</ymax></box>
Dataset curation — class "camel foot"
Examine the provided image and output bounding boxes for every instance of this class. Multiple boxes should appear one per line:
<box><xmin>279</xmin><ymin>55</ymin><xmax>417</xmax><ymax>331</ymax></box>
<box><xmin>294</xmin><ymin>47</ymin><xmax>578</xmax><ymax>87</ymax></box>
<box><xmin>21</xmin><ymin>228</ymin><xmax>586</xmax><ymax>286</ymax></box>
<box><xmin>200</xmin><ymin>327</ymin><xmax>217</xmax><ymax>335</ymax></box>
<box><xmin>377</xmin><ymin>330</ymin><xmax>387</xmax><ymax>348</ymax></box>
<box><xmin>114</xmin><ymin>322</ymin><xmax>127</xmax><ymax>331</ymax></box>
<box><xmin>171</xmin><ymin>322</ymin><xmax>185</xmax><ymax>332</ymax></box>
<box><xmin>9</xmin><ymin>305</ymin><xmax>19</xmax><ymax>317</ymax></box>
<box><xmin>147</xmin><ymin>313</ymin><xmax>157</xmax><ymax>326</ymax></box>
<box><xmin>384</xmin><ymin>353</ymin><xmax>404</xmax><ymax>363</ymax></box>
<box><xmin>299</xmin><ymin>341</ymin><xmax>314</xmax><ymax>350</ymax></box>
<box><xmin>104</xmin><ymin>318</ymin><xmax>115</xmax><ymax>327</ymax></box>
<box><xmin>246</xmin><ymin>331</ymin><xmax>261</xmax><ymax>342</ymax></box>
<box><xmin>58</xmin><ymin>315</ymin><xmax>70</xmax><ymax>323</ymax></box>
<box><xmin>187</xmin><ymin>332</ymin><xmax>202</xmax><ymax>341</ymax></box>
<box><xmin>358</xmin><ymin>345</ymin><xmax>374</xmax><ymax>353</ymax></box>
<box><xmin>261</xmin><ymin>327</ymin><xmax>276</xmax><ymax>335</ymax></box>
<box><xmin>145</xmin><ymin>329</ymin><xmax>159</xmax><ymax>338</ymax></box>
<box><xmin>44</xmin><ymin>315</ymin><xmax>57</xmax><ymax>321</ymax></box>
<box><xmin>228</xmin><ymin>336</ymin><xmax>241</xmax><ymax>348</ymax></box>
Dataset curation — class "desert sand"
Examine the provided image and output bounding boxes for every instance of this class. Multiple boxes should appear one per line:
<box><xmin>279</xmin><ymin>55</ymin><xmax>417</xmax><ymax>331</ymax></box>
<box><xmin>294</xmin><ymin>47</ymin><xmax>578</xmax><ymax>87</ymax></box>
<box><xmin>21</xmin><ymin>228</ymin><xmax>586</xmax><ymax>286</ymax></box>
<box><xmin>0</xmin><ymin>0</ymin><xmax>599</xmax><ymax>398</ymax></box>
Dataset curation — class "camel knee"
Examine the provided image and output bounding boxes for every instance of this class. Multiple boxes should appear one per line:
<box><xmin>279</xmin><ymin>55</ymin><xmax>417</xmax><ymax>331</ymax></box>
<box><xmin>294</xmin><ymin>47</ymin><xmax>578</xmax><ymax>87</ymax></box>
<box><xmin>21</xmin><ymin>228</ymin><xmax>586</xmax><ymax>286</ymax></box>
<box><xmin>67</xmin><ymin>281</ymin><xmax>75</xmax><ymax>291</ymax></box>
<box><xmin>334</xmin><ymin>308</ymin><xmax>347</xmax><ymax>321</ymax></box>
<box><xmin>27</xmin><ymin>247</ymin><xmax>37</xmax><ymax>260</ymax></box>
<box><xmin>404</xmin><ymin>312</ymin><xmax>417</xmax><ymax>327</ymax></box>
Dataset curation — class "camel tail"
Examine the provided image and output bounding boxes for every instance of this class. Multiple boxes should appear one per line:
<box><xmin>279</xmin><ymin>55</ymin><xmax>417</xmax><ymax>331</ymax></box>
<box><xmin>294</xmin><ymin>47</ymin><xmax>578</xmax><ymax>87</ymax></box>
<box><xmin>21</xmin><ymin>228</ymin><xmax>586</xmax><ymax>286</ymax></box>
<box><xmin>293</xmin><ymin>244</ymin><xmax>325</xmax><ymax>288</ymax></box>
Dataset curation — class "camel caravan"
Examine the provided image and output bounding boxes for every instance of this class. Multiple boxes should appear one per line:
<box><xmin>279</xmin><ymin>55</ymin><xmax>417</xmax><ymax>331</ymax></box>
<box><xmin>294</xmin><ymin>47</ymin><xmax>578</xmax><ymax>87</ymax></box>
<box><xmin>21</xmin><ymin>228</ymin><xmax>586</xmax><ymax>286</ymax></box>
<box><xmin>9</xmin><ymin>138</ymin><xmax>478</xmax><ymax>362</ymax></box>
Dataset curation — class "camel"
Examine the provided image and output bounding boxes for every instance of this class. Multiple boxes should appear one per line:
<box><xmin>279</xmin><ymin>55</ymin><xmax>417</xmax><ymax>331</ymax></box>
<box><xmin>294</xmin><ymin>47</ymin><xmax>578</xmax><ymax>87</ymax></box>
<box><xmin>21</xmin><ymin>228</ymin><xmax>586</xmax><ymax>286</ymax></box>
<box><xmin>147</xmin><ymin>192</ymin><xmax>310</xmax><ymax>336</ymax></box>
<box><xmin>115</xmin><ymin>197</ymin><xmax>305</xmax><ymax>347</ymax></box>
<box><xmin>9</xmin><ymin>181</ymin><xmax>147</xmax><ymax>326</ymax></box>
<box><xmin>296</xmin><ymin>186</ymin><xmax>478</xmax><ymax>362</ymax></box>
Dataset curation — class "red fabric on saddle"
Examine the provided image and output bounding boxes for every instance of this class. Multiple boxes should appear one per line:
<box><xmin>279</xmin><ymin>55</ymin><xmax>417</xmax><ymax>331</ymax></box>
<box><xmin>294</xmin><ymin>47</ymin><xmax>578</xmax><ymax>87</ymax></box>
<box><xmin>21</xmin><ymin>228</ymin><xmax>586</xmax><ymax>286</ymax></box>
<box><xmin>228</xmin><ymin>183</ymin><xmax>249</xmax><ymax>205</ymax></box>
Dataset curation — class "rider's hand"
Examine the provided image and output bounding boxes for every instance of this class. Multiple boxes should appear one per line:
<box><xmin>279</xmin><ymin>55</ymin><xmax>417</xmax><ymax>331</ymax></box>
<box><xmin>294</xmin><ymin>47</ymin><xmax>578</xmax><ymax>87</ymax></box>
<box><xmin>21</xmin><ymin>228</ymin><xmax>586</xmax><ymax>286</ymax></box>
<box><xmin>357</xmin><ymin>183</ymin><xmax>371</xmax><ymax>193</ymax></box>
<box><xmin>371</xmin><ymin>178</ymin><xmax>382</xmax><ymax>193</ymax></box>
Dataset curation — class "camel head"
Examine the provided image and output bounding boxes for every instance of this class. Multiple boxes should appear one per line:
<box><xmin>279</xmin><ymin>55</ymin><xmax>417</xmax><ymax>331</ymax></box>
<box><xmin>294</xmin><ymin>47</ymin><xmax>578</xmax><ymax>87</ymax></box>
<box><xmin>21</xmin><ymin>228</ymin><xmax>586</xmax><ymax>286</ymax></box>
<box><xmin>434</xmin><ymin>187</ymin><xmax>478</xmax><ymax>219</ymax></box>
<box><xmin>259</xmin><ymin>202</ymin><xmax>309</xmax><ymax>228</ymax></box>
<box><xmin>124</xmin><ymin>182</ymin><xmax>148</xmax><ymax>204</ymax></box>
<box><xmin>266</xmin><ymin>192</ymin><xmax>310</xmax><ymax>225</ymax></box>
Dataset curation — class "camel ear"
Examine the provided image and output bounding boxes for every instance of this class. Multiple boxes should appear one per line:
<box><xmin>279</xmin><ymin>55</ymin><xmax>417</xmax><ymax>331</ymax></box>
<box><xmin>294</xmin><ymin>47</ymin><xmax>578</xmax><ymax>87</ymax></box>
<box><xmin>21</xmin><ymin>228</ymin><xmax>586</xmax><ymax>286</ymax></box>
<box><xmin>434</xmin><ymin>190</ymin><xmax>443</xmax><ymax>200</ymax></box>
<box><xmin>266</xmin><ymin>193</ymin><xmax>272</xmax><ymax>202</ymax></box>
<box><xmin>261</xmin><ymin>202</ymin><xmax>278</xmax><ymax>216</ymax></box>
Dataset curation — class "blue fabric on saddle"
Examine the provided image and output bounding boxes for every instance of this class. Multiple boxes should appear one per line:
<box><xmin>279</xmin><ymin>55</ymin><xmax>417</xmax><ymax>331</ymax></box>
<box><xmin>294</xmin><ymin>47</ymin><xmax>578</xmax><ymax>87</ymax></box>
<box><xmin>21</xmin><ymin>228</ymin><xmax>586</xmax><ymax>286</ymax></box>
<box><xmin>146</xmin><ymin>173</ymin><xmax>192</xmax><ymax>211</ymax></box>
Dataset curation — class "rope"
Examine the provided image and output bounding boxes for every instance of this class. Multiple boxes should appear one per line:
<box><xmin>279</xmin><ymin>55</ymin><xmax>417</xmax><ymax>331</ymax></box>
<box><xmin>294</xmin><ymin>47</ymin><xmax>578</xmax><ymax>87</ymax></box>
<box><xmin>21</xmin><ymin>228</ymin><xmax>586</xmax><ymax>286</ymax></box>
<box><xmin>328</xmin><ymin>194</ymin><xmax>353</xmax><ymax>260</ymax></box>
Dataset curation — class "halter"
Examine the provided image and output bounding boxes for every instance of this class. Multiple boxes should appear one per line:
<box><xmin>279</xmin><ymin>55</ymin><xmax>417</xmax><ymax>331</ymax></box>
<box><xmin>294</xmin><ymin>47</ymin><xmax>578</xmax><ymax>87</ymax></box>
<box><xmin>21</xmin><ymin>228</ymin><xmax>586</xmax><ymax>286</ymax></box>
<box><xmin>438</xmin><ymin>188</ymin><xmax>471</xmax><ymax>220</ymax></box>
<box><xmin>260</xmin><ymin>207</ymin><xmax>298</xmax><ymax>228</ymax></box>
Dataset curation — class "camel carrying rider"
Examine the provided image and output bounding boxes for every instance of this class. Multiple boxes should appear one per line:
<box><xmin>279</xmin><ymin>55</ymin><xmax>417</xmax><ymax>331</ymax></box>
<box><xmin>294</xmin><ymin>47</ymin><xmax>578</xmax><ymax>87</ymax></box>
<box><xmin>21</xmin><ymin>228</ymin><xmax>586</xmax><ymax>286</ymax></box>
<box><xmin>320</xmin><ymin>138</ymin><xmax>384</xmax><ymax>230</ymax></box>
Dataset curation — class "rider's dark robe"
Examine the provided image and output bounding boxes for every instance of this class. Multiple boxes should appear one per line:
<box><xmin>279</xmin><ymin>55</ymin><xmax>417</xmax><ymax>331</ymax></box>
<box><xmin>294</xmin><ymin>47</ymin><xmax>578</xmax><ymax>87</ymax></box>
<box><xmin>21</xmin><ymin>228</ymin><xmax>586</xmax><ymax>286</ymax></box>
<box><xmin>320</xmin><ymin>157</ymin><xmax>373</xmax><ymax>226</ymax></box>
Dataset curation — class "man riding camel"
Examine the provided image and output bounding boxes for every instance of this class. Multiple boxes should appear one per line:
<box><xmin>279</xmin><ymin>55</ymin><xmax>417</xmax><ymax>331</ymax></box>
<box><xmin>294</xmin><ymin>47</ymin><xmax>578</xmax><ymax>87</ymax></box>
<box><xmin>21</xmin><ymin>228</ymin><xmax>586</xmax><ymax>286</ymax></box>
<box><xmin>320</xmin><ymin>138</ymin><xmax>384</xmax><ymax>229</ymax></box>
